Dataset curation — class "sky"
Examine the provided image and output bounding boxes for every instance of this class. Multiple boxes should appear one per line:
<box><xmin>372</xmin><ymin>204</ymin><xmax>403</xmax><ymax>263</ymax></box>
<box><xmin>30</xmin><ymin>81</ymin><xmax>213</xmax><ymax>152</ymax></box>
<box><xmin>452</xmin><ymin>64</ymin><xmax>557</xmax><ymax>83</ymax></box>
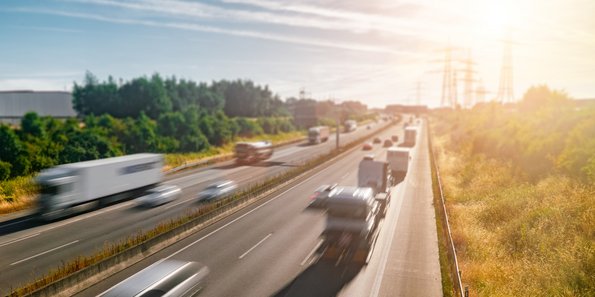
<box><xmin>1</xmin><ymin>0</ymin><xmax>594</xmax><ymax>108</ymax></box>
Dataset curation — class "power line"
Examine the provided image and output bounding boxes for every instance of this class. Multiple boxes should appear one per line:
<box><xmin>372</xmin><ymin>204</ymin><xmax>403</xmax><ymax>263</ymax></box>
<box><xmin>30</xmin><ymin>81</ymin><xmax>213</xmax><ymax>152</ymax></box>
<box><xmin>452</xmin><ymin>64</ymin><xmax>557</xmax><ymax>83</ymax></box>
<box><xmin>497</xmin><ymin>32</ymin><xmax>514</xmax><ymax>103</ymax></box>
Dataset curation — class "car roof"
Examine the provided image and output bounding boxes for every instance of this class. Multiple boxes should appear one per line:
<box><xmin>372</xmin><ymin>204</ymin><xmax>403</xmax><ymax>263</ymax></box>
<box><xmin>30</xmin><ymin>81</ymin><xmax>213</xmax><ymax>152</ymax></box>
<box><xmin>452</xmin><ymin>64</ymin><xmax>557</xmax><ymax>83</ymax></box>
<box><xmin>100</xmin><ymin>260</ymin><xmax>202</xmax><ymax>297</ymax></box>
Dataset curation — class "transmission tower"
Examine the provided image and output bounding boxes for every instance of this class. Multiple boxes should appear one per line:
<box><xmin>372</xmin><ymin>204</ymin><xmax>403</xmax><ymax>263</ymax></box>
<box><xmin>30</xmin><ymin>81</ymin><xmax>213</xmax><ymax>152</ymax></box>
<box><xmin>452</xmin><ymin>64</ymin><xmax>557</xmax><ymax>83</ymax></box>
<box><xmin>451</xmin><ymin>71</ymin><xmax>459</xmax><ymax>108</ymax></box>
<box><xmin>475</xmin><ymin>80</ymin><xmax>487</xmax><ymax>104</ymax></box>
<box><xmin>441</xmin><ymin>46</ymin><xmax>455</xmax><ymax>108</ymax></box>
<box><xmin>462</xmin><ymin>49</ymin><xmax>477</xmax><ymax>108</ymax></box>
<box><xmin>497</xmin><ymin>34</ymin><xmax>514</xmax><ymax>103</ymax></box>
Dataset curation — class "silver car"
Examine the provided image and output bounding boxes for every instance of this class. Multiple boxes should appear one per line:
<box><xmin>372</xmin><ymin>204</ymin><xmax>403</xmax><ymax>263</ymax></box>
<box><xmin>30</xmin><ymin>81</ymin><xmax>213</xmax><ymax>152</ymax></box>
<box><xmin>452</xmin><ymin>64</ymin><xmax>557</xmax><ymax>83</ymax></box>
<box><xmin>138</xmin><ymin>185</ymin><xmax>181</xmax><ymax>207</ymax></box>
<box><xmin>100</xmin><ymin>259</ymin><xmax>209</xmax><ymax>297</ymax></box>
<box><xmin>197</xmin><ymin>180</ymin><xmax>238</xmax><ymax>202</ymax></box>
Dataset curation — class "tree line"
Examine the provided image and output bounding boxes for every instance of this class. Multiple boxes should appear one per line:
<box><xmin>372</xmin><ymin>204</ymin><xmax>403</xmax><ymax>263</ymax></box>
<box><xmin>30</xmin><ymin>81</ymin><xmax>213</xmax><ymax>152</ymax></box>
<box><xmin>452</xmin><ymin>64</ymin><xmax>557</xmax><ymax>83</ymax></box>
<box><xmin>0</xmin><ymin>72</ymin><xmax>300</xmax><ymax>181</ymax></box>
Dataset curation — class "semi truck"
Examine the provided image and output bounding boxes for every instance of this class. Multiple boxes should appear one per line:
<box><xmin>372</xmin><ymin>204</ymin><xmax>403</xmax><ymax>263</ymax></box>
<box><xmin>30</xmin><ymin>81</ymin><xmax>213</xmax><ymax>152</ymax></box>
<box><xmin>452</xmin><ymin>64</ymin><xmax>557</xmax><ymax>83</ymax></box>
<box><xmin>344</xmin><ymin>120</ymin><xmax>357</xmax><ymax>133</ymax></box>
<box><xmin>403</xmin><ymin>126</ymin><xmax>418</xmax><ymax>147</ymax></box>
<box><xmin>317</xmin><ymin>157</ymin><xmax>392</xmax><ymax>265</ymax></box>
<box><xmin>36</xmin><ymin>153</ymin><xmax>163</xmax><ymax>220</ymax></box>
<box><xmin>308</xmin><ymin>126</ymin><xmax>330</xmax><ymax>144</ymax></box>
<box><xmin>386</xmin><ymin>147</ymin><xmax>410</xmax><ymax>184</ymax></box>
<box><xmin>234</xmin><ymin>141</ymin><xmax>273</xmax><ymax>164</ymax></box>
<box><xmin>319</xmin><ymin>186</ymin><xmax>382</xmax><ymax>265</ymax></box>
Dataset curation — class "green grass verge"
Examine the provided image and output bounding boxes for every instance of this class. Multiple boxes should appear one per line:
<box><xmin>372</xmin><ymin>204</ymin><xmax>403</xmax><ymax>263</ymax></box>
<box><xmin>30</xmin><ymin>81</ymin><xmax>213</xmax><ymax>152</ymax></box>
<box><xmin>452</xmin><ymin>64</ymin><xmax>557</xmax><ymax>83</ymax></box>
<box><xmin>163</xmin><ymin>131</ymin><xmax>305</xmax><ymax>170</ymax></box>
<box><xmin>428</xmin><ymin>121</ymin><xmax>455</xmax><ymax>297</ymax></box>
<box><xmin>0</xmin><ymin>176</ymin><xmax>37</xmax><ymax>215</ymax></box>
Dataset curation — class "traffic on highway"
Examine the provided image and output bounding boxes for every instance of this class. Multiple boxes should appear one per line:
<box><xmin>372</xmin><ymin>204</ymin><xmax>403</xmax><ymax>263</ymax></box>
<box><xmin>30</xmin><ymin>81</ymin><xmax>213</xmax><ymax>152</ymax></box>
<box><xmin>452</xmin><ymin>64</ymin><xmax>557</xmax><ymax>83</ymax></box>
<box><xmin>0</xmin><ymin>115</ymin><xmax>443</xmax><ymax>297</ymax></box>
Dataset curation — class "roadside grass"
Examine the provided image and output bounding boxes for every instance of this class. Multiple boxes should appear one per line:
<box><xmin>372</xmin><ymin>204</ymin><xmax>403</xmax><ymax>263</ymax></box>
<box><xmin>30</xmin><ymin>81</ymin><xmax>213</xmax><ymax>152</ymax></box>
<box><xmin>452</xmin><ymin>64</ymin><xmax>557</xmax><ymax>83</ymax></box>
<box><xmin>0</xmin><ymin>176</ymin><xmax>37</xmax><ymax>215</ymax></box>
<box><xmin>428</xmin><ymin>134</ymin><xmax>454</xmax><ymax>297</ymax></box>
<box><xmin>433</xmin><ymin>132</ymin><xmax>595</xmax><ymax>296</ymax></box>
<box><xmin>0</xmin><ymin>131</ymin><xmax>305</xmax><ymax>215</ymax></box>
<box><xmin>163</xmin><ymin>131</ymin><xmax>305</xmax><ymax>170</ymax></box>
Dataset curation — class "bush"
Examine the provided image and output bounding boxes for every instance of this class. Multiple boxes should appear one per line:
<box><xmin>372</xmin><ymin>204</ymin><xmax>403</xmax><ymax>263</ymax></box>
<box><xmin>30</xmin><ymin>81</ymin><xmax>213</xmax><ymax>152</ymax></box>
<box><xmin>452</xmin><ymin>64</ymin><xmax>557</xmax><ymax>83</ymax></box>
<box><xmin>0</xmin><ymin>161</ymin><xmax>11</xmax><ymax>181</ymax></box>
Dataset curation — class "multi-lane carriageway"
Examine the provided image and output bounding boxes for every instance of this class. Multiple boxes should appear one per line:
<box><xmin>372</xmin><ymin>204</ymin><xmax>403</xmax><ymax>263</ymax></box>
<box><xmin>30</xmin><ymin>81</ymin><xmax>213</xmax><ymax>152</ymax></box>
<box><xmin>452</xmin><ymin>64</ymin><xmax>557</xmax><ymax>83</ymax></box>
<box><xmin>0</xmin><ymin>119</ymin><xmax>442</xmax><ymax>296</ymax></box>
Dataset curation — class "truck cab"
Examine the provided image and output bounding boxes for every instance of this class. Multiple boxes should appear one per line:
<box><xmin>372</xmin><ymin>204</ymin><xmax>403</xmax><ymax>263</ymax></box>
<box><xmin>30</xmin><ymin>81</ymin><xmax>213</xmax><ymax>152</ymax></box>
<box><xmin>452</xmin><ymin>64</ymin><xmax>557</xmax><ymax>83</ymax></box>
<box><xmin>36</xmin><ymin>167</ymin><xmax>79</xmax><ymax>219</ymax></box>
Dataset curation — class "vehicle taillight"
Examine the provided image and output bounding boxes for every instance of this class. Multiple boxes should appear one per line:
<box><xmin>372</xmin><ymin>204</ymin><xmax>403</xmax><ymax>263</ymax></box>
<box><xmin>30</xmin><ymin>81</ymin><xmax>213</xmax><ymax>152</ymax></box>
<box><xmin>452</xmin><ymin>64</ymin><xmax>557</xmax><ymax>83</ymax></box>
<box><xmin>309</xmin><ymin>192</ymin><xmax>319</xmax><ymax>200</ymax></box>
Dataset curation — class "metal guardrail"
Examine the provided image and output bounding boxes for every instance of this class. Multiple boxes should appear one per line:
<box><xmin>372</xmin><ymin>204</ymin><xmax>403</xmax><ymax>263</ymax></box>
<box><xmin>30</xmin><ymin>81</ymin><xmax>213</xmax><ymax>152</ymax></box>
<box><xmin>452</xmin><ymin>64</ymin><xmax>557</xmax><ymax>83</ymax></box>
<box><xmin>427</xmin><ymin>127</ymin><xmax>466</xmax><ymax>297</ymax></box>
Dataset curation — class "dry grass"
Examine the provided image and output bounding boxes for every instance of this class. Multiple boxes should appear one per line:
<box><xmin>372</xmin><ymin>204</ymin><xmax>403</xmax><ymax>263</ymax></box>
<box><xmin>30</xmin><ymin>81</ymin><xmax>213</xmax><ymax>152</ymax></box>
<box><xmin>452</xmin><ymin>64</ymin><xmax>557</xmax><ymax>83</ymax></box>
<box><xmin>164</xmin><ymin>131</ymin><xmax>305</xmax><ymax>170</ymax></box>
<box><xmin>0</xmin><ymin>176</ymin><xmax>38</xmax><ymax>215</ymax></box>
<box><xmin>433</xmin><ymin>132</ymin><xmax>595</xmax><ymax>296</ymax></box>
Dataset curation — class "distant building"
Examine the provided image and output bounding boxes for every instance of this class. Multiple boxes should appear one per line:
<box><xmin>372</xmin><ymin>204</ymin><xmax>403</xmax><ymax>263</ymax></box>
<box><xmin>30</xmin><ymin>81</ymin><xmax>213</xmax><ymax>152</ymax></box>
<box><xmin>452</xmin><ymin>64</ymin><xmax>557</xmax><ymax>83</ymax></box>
<box><xmin>385</xmin><ymin>104</ymin><xmax>428</xmax><ymax>114</ymax></box>
<box><xmin>0</xmin><ymin>90</ymin><xmax>76</xmax><ymax>125</ymax></box>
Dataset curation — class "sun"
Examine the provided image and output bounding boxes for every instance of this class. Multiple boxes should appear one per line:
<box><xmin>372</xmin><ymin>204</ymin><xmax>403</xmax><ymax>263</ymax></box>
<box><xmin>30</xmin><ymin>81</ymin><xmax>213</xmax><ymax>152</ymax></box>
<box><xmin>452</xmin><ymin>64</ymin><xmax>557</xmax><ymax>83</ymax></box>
<box><xmin>473</xmin><ymin>0</ymin><xmax>523</xmax><ymax>36</ymax></box>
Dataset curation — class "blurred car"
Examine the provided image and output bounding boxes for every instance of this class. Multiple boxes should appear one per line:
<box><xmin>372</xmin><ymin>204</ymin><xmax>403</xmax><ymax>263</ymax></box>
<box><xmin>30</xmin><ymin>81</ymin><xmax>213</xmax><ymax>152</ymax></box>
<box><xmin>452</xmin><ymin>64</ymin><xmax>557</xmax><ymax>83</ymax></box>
<box><xmin>391</xmin><ymin>135</ymin><xmax>399</xmax><ymax>142</ymax></box>
<box><xmin>373</xmin><ymin>137</ymin><xmax>382</xmax><ymax>144</ymax></box>
<box><xmin>367</xmin><ymin>125</ymin><xmax>371</xmax><ymax>130</ymax></box>
<box><xmin>362</xmin><ymin>142</ymin><xmax>373</xmax><ymax>150</ymax></box>
<box><xmin>100</xmin><ymin>259</ymin><xmax>209</xmax><ymax>297</ymax></box>
<box><xmin>198</xmin><ymin>180</ymin><xmax>238</xmax><ymax>202</ymax></box>
<box><xmin>308</xmin><ymin>184</ymin><xmax>337</xmax><ymax>209</ymax></box>
<box><xmin>383</xmin><ymin>139</ymin><xmax>393</xmax><ymax>147</ymax></box>
<box><xmin>138</xmin><ymin>185</ymin><xmax>181</xmax><ymax>207</ymax></box>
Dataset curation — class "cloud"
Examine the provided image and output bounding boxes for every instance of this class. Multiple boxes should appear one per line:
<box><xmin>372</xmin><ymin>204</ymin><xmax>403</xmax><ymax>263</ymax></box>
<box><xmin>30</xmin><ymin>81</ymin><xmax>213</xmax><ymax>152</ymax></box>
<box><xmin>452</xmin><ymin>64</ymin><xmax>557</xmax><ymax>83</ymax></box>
<box><xmin>14</xmin><ymin>7</ymin><xmax>409</xmax><ymax>55</ymax></box>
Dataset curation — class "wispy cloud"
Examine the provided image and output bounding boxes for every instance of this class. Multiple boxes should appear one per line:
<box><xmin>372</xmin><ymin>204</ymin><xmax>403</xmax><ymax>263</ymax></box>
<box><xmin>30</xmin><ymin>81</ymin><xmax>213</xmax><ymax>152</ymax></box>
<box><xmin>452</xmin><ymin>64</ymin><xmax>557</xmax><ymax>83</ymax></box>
<box><xmin>10</xmin><ymin>25</ymin><xmax>83</xmax><ymax>33</ymax></box>
<box><xmin>14</xmin><ymin>7</ymin><xmax>407</xmax><ymax>55</ymax></box>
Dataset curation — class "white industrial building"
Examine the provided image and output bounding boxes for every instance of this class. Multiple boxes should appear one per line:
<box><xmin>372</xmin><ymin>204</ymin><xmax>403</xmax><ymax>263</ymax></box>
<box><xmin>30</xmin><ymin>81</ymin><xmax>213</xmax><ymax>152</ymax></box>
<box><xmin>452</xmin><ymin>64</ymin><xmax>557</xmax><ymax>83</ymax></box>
<box><xmin>0</xmin><ymin>90</ymin><xmax>76</xmax><ymax>125</ymax></box>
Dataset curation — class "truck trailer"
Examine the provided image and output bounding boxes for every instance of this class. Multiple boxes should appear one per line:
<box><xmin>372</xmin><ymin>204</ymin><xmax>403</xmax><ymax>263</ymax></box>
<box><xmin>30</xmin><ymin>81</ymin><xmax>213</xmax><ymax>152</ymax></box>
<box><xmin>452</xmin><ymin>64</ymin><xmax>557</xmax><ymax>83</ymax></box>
<box><xmin>386</xmin><ymin>147</ymin><xmax>410</xmax><ymax>184</ymax></box>
<box><xmin>308</xmin><ymin>126</ymin><xmax>330</xmax><ymax>144</ymax></box>
<box><xmin>36</xmin><ymin>153</ymin><xmax>163</xmax><ymax>220</ymax></box>
<box><xmin>403</xmin><ymin>126</ymin><xmax>418</xmax><ymax>147</ymax></box>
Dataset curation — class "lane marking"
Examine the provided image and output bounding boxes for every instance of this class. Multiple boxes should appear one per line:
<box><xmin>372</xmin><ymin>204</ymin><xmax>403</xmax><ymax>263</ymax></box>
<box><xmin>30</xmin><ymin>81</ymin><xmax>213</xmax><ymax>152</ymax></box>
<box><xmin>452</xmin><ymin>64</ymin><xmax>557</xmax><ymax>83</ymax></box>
<box><xmin>0</xmin><ymin>233</ymin><xmax>40</xmax><ymax>248</ymax></box>
<box><xmin>301</xmin><ymin>238</ymin><xmax>324</xmax><ymax>266</ymax></box>
<box><xmin>163</xmin><ymin>148</ymin><xmax>346</xmax><ymax>261</ymax></box>
<box><xmin>238</xmin><ymin>233</ymin><xmax>272</xmax><ymax>259</ymax></box>
<box><xmin>10</xmin><ymin>240</ymin><xmax>79</xmax><ymax>266</ymax></box>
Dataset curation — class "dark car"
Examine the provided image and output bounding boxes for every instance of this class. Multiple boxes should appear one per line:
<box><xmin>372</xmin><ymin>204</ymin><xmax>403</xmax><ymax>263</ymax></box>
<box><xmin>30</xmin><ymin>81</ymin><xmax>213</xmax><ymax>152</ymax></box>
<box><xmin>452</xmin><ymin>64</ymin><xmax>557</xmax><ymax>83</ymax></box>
<box><xmin>391</xmin><ymin>135</ymin><xmax>399</xmax><ymax>142</ymax></box>
<box><xmin>363</xmin><ymin>142</ymin><xmax>373</xmax><ymax>150</ymax></box>
<box><xmin>373</xmin><ymin>137</ymin><xmax>382</xmax><ymax>144</ymax></box>
<box><xmin>383</xmin><ymin>139</ymin><xmax>393</xmax><ymax>147</ymax></box>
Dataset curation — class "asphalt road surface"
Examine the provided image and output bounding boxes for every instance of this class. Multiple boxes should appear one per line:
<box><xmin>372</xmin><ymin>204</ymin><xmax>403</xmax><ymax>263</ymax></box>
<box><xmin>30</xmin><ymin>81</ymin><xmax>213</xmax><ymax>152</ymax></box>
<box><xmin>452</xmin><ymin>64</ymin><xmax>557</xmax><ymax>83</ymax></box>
<box><xmin>75</xmin><ymin>119</ymin><xmax>442</xmax><ymax>297</ymax></box>
<box><xmin>0</xmin><ymin>121</ymin><xmax>391</xmax><ymax>294</ymax></box>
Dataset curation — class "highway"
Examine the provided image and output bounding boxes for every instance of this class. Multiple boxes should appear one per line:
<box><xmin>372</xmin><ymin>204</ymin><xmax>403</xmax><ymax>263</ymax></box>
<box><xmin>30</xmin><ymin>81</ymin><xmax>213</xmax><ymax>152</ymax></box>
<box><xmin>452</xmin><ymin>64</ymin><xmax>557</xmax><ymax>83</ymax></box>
<box><xmin>0</xmin><ymin>121</ymin><xmax>390</xmax><ymax>294</ymax></box>
<box><xmin>75</xmin><ymin>119</ymin><xmax>442</xmax><ymax>297</ymax></box>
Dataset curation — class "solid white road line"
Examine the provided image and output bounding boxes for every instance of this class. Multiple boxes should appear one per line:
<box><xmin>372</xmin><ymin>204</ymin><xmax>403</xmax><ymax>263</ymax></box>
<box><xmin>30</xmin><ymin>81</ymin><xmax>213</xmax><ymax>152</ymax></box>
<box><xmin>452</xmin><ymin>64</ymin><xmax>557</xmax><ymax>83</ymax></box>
<box><xmin>0</xmin><ymin>233</ymin><xmax>40</xmax><ymax>248</ymax></box>
<box><xmin>239</xmin><ymin>233</ymin><xmax>272</xmax><ymax>260</ymax></box>
<box><xmin>10</xmin><ymin>240</ymin><xmax>79</xmax><ymax>266</ymax></box>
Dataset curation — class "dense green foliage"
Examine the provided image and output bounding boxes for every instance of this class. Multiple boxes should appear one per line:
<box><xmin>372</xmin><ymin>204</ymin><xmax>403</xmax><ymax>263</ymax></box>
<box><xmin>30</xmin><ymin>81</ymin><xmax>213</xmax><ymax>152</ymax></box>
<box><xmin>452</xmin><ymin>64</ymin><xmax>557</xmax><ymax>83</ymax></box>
<box><xmin>435</xmin><ymin>85</ymin><xmax>595</xmax><ymax>183</ymax></box>
<box><xmin>73</xmin><ymin>72</ymin><xmax>287</xmax><ymax>118</ymax></box>
<box><xmin>431</xmin><ymin>85</ymin><xmax>595</xmax><ymax>296</ymax></box>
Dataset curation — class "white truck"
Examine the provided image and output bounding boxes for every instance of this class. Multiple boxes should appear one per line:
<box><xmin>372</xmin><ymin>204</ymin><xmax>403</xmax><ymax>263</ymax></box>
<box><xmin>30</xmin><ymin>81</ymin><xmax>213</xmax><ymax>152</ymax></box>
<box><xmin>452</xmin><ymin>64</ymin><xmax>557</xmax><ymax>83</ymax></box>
<box><xmin>344</xmin><ymin>120</ymin><xmax>357</xmax><ymax>133</ymax></box>
<box><xmin>234</xmin><ymin>141</ymin><xmax>273</xmax><ymax>164</ymax></box>
<box><xmin>403</xmin><ymin>126</ymin><xmax>418</xmax><ymax>147</ymax></box>
<box><xmin>387</xmin><ymin>147</ymin><xmax>410</xmax><ymax>184</ymax></box>
<box><xmin>36</xmin><ymin>154</ymin><xmax>163</xmax><ymax>220</ymax></box>
<box><xmin>319</xmin><ymin>186</ymin><xmax>382</xmax><ymax>265</ymax></box>
<box><xmin>308</xmin><ymin>126</ymin><xmax>330</xmax><ymax>144</ymax></box>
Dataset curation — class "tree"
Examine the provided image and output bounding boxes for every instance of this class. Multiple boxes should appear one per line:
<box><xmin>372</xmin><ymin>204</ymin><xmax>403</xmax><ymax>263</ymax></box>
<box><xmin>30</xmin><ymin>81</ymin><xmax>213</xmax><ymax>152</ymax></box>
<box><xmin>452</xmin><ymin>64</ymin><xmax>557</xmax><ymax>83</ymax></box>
<box><xmin>0</xmin><ymin>161</ymin><xmax>10</xmax><ymax>181</ymax></box>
